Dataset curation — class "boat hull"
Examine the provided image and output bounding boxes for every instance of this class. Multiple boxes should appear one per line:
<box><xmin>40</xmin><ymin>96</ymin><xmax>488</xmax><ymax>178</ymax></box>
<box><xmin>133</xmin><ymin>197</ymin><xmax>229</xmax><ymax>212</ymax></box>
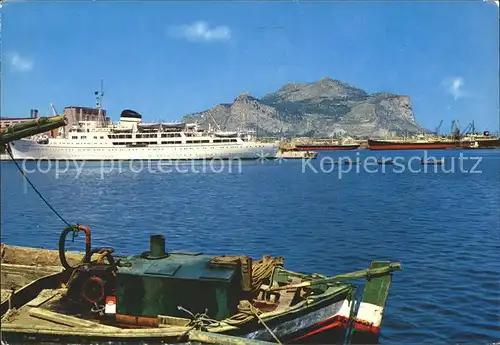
<box><xmin>1</xmin><ymin>292</ymin><xmax>378</xmax><ymax>345</ymax></box>
<box><xmin>368</xmin><ymin>138</ymin><xmax>500</xmax><ymax>150</ymax></box>
<box><xmin>474</xmin><ymin>138</ymin><xmax>500</xmax><ymax>148</ymax></box>
<box><xmin>1</xmin><ymin>244</ymin><xmax>398</xmax><ymax>345</ymax></box>
<box><xmin>8</xmin><ymin>139</ymin><xmax>279</xmax><ymax>161</ymax></box>
<box><xmin>295</xmin><ymin>144</ymin><xmax>360</xmax><ymax>151</ymax></box>
<box><xmin>368</xmin><ymin>139</ymin><xmax>461</xmax><ymax>150</ymax></box>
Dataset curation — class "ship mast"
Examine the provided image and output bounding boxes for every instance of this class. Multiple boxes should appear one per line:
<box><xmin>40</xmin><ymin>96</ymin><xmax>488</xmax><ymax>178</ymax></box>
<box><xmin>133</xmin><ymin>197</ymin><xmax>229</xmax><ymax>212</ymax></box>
<box><xmin>95</xmin><ymin>79</ymin><xmax>104</xmax><ymax>126</ymax></box>
<box><xmin>209</xmin><ymin>113</ymin><xmax>221</xmax><ymax>131</ymax></box>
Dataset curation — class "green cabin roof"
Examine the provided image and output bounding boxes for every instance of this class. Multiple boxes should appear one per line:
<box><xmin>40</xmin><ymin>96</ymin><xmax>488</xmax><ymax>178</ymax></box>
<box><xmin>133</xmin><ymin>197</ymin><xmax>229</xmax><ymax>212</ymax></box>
<box><xmin>118</xmin><ymin>253</ymin><xmax>236</xmax><ymax>283</ymax></box>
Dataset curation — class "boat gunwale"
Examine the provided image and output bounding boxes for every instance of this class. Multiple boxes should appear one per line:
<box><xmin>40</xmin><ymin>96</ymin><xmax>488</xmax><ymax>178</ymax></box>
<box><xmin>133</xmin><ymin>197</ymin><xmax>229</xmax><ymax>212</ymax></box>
<box><xmin>1</xmin><ymin>266</ymin><xmax>354</xmax><ymax>333</ymax></box>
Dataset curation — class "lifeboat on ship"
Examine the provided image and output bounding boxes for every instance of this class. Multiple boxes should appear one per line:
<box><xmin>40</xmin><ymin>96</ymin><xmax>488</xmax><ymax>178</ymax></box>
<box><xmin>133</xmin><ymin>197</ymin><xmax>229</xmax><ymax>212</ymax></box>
<box><xmin>214</xmin><ymin>131</ymin><xmax>239</xmax><ymax>138</ymax></box>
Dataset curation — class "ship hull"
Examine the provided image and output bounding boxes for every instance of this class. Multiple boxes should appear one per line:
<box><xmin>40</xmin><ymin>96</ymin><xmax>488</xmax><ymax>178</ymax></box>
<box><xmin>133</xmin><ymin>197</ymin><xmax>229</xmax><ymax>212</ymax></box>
<box><xmin>474</xmin><ymin>138</ymin><xmax>500</xmax><ymax>148</ymax></box>
<box><xmin>368</xmin><ymin>138</ymin><xmax>500</xmax><ymax>150</ymax></box>
<box><xmin>238</xmin><ymin>297</ymin><xmax>382</xmax><ymax>344</ymax></box>
<box><xmin>8</xmin><ymin>139</ymin><xmax>279</xmax><ymax>161</ymax></box>
<box><xmin>368</xmin><ymin>139</ymin><xmax>463</xmax><ymax>150</ymax></box>
<box><xmin>295</xmin><ymin>144</ymin><xmax>360</xmax><ymax>151</ymax></box>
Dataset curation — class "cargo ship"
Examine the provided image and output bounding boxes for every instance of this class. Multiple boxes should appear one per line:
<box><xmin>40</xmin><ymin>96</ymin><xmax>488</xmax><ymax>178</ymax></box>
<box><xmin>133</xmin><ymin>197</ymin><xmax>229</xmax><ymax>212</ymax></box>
<box><xmin>462</xmin><ymin>131</ymin><xmax>500</xmax><ymax>149</ymax></box>
<box><xmin>367</xmin><ymin>138</ymin><xmax>462</xmax><ymax>150</ymax></box>
<box><xmin>368</xmin><ymin>120</ymin><xmax>500</xmax><ymax>150</ymax></box>
<box><xmin>368</xmin><ymin>134</ymin><xmax>500</xmax><ymax>150</ymax></box>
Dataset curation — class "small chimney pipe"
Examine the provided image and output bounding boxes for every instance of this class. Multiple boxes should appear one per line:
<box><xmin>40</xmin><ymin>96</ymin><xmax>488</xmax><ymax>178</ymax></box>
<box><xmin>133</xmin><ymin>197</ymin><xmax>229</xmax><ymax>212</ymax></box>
<box><xmin>150</xmin><ymin>235</ymin><xmax>167</xmax><ymax>258</ymax></box>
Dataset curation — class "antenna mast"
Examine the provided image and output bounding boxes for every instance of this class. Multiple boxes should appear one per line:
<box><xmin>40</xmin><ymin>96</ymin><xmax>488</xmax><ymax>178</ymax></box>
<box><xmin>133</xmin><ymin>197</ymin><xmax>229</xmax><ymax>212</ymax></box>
<box><xmin>95</xmin><ymin>79</ymin><xmax>104</xmax><ymax>125</ymax></box>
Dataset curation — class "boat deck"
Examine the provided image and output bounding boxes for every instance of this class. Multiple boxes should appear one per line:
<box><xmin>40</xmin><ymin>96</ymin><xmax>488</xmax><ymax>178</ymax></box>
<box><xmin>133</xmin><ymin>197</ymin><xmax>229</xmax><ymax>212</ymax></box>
<box><xmin>1</xmin><ymin>264</ymin><xmax>63</xmax><ymax>304</ymax></box>
<box><xmin>1</xmin><ymin>286</ymin><xmax>282</xmax><ymax>345</ymax></box>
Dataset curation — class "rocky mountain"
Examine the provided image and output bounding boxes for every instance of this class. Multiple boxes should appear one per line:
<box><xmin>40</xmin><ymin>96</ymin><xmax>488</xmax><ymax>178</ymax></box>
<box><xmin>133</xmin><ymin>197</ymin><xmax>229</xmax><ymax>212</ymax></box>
<box><xmin>181</xmin><ymin>77</ymin><xmax>424</xmax><ymax>138</ymax></box>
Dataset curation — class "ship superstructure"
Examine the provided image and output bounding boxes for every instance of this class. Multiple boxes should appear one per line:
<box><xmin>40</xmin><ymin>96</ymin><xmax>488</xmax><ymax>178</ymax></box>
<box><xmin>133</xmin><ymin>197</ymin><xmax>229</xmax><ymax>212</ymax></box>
<box><xmin>8</xmin><ymin>109</ymin><xmax>279</xmax><ymax>160</ymax></box>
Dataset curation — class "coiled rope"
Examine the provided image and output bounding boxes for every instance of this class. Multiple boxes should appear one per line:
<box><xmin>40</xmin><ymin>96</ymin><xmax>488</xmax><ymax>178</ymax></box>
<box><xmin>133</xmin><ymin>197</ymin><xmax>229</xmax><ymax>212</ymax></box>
<box><xmin>181</xmin><ymin>301</ymin><xmax>282</xmax><ymax>344</ymax></box>
<box><xmin>248</xmin><ymin>256</ymin><xmax>283</xmax><ymax>294</ymax></box>
<box><xmin>178</xmin><ymin>256</ymin><xmax>284</xmax><ymax>342</ymax></box>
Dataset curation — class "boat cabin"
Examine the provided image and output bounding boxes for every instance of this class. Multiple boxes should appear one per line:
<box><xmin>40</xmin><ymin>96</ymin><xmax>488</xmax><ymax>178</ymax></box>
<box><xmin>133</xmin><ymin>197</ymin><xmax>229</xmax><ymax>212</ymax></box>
<box><xmin>115</xmin><ymin>235</ymin><xmax>253</xmax><ymax>320</ymax></box>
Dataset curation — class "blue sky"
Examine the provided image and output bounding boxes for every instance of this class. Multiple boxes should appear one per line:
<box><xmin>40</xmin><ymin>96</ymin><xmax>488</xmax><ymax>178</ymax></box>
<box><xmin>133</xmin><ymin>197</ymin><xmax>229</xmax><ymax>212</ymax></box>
<box><xmin>1</xmin><ymin>0</ymin><xmax>499</xmax><ymax>132</ymax></box>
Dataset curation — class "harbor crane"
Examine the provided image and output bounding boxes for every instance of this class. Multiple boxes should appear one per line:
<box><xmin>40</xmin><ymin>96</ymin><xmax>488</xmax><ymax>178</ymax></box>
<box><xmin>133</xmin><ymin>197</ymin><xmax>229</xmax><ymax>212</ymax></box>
<box><xmin>435</xmin><ymin>120</ymin><xmax>443</xmax><ymax>135</ymax></box>
<box><xmin>451</xmin><ymin>120</ymin><xmax>461</xmax><ymax>139</ymax></box>
<box><xmin>50</xmin><ymin>103</ymin><xmax>59</xmax><ymax>116</ymax></box>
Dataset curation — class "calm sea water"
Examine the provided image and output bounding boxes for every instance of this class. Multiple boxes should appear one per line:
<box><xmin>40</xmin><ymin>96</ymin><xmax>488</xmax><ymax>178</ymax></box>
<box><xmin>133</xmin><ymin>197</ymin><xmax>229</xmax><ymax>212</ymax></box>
<box><xmin>1</xmin><ymin>149</ymin><xmax>499</xmax><ymax>344</ymax></box>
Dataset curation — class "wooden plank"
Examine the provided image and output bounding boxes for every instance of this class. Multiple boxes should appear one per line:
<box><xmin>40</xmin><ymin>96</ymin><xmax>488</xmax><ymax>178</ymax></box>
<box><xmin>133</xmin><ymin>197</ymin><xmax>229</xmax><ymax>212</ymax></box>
<box><xmin>2</xmin><ymin>323</ymin><xmax>190</xmax><ymax>336</ymax></box>
<box><xmin>26</xmin><ymin>289</ymin><xmax>61</xmax><ymax>308</ymax></box>
<box><xmin>157</xmin><ymin>314</ymin><xmax>191</xmax><ymax>327</ymax></box>
<box><xmin>28</xmin><ymin>308</ymin><xmax>118</xmax><ymax>330</ymax></box>
<box><xmin>189</xmin><ymin>330</ymin><xmax>276</xmax><ymax>344</ymax></box>
<box><xmin>1</xmin><ymin>325</ymin><xmax>275</xmax><ymax>344</ymax></box>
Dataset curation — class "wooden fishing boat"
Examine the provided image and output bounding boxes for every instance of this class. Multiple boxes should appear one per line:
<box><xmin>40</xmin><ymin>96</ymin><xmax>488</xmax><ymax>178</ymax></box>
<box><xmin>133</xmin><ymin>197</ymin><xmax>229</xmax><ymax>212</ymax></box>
<box><xmin>377</xmin><ymin>159</ymin><xmax>393</xmax><ymax>165</ymax></box>
<box><xmin>420</xmin><ymin>159</ymin><xmax>444</xmax><ymax>165</ymax></box>
<box><xmin>338</xmin><ymin>160</ymin><xmax>359</xmax><ymax>165</ymax></box>
<box><xmin>1</xmin><ymin>226</ymin><xmax>402</xmax><ymax>344</ymax></box>
<box><xmin>324</xmin><ymin>160</ymin><xmax>359</xmax><ymax>165</ymax></box>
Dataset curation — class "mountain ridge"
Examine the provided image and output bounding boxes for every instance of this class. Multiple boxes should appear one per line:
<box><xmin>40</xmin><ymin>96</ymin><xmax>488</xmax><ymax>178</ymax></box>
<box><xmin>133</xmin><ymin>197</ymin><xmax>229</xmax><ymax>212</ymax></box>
<box><xmin>182</xmin><ymin>77</ymin><xmax>424</xmax><ymax>138</ymax></box>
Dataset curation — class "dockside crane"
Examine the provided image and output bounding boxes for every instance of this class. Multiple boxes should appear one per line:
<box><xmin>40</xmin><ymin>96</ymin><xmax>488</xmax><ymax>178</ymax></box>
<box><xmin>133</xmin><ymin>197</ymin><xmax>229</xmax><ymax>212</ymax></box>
<box><xmin>451</xmin><ymin>120</ymin><xmax>461</xmax><ymax>140</ymax></box>
<box><xmin>435</xmin><ymin>120</ymin><xmax>444</xmax><ymax>135</ymax></box>
<box><xmin>50</xmin><ymin>103</ymin><xmax>59</xmax><ymax>116</ymax></box>
<box><xmin>460</xmin><ymin>122</ymin><xmax>473</xmax><ymax>137</ymax></box>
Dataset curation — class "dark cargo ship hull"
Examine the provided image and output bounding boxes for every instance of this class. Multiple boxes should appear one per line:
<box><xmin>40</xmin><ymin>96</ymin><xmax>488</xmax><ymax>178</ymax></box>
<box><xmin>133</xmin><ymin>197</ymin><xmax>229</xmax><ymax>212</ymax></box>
<box><xmin>368</xmin><ymin>139</ymin><xmax>500</xmax><ymax>150</ymax></box>
<box><xmin>368</xmin><ymin>140</ymin><xmax>459</xmax><ymax>150</ymax></box>
<box><xmin>474</xmin><ymin>138</ymin><xmax>500</xmax><ymax>148</ymax></box>
<box><xmin>295</xmin><ymin>144</ymin><xmax>360</xmax><ymax>151</ymax></box>
<box><xmin>368</xmin><ymin>138</ymin><xmax>500</xmax><ymax>150</ymax></box>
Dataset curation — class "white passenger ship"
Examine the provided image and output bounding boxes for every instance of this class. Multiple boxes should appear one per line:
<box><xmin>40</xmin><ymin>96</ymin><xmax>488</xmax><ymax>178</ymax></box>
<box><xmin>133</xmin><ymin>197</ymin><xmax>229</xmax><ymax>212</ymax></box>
<box><xmin>8</xmin><ymin>109</ymin><xmax>279</xmax><ymax>161</ymax></box>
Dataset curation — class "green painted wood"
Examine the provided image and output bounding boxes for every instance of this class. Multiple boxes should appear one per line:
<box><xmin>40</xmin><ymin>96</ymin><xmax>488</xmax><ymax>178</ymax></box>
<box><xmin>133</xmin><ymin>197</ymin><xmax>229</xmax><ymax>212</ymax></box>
<box><xmin>268</xmin><ymin>262</ymin><xmax>402</xmax><ymax>291</ymax></box>
<box><xmin>0</xmin><ymin>116</ymin><xmax>67</xmax><ymax>144</ymax></box>
<box><xmin>116</xmin><ymin>253</ymin><xmax>241</xmax><ymax>319</ymax></box>
<box><xmin>361</xmin><ymin>261</ymin><xmax>393</xmax><ymax>307</ymax></box>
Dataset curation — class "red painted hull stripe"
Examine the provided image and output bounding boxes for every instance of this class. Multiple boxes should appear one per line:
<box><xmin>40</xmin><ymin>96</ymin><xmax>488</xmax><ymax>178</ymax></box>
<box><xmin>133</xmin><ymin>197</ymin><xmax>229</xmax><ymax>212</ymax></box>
<box><xmin>290</xmin><ymin>320</ymin><xmax>344</xmax><ymax>342</ymax></box>
<box><xmin>353</xmin><ymin>322</ymin><xmax>381</xmax><ymax>334</ymax></box>
<box><xmin>288</xmin><ymin>315</ymin><xmax>380</xmax><ymax>342</ymax></box>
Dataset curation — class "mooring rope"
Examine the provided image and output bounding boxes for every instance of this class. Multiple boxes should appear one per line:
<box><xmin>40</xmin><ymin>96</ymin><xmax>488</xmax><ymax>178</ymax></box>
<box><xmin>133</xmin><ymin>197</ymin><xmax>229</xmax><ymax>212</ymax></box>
<box><xmin>5</xmin><ymin>146</ymin><xmax>71</xmax><ymax>227</ymax></box>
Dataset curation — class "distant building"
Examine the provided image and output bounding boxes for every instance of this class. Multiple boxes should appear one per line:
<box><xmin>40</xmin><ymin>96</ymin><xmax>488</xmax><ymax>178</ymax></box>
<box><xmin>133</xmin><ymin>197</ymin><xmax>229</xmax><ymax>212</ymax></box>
<box><xmin>1</xmin><ymin>106</ymin><xmax>110</xmax><ymax>138</ymax></box>
<box><xmin>0</xmin><ymin>109</ymin><xmax>40</xmax><ymax>129</ymax></box>
<box><xmin>63</xmin><ymin>106</ymin><xmax>109</xmax><ymax>133</ymax></box>
<box><xmin>1</xmin><ymin>110</ymin><xmax>46</xmax><ymax>154</ymax></box>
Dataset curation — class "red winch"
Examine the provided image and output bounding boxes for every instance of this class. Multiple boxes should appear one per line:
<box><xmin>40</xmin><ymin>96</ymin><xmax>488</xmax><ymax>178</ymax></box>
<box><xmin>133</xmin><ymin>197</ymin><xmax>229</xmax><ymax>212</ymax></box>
<box><xmin>58</xmin><ymin>225</ymin><xmax>119</xmax><ymax>316</ymax></box>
